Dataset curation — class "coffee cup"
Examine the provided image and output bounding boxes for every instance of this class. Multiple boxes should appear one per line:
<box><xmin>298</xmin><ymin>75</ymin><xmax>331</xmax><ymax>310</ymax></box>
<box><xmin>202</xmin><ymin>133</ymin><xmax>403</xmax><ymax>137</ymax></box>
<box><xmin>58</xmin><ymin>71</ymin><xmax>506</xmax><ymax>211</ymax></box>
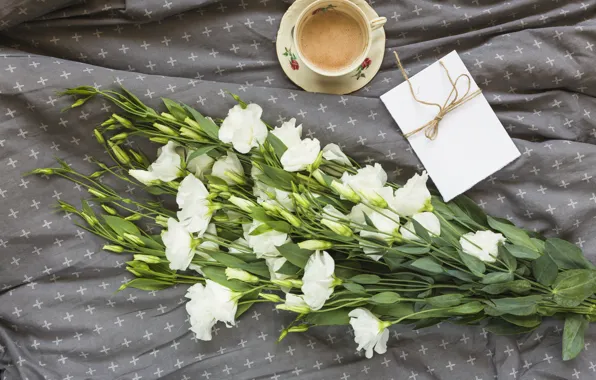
<box><xmin>293</xmin><ymin>0</ymin><xmax>386</xmax><ymax>77</ymax></box>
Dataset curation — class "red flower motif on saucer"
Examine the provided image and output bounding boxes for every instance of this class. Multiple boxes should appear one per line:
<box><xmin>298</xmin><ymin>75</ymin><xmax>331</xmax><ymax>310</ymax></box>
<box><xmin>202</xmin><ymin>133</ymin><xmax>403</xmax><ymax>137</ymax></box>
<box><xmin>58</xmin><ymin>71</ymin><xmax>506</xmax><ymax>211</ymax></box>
<box><xmin>354</xmin><ymin>58</ymin><xmax>372</xmax><ymax>80</ymax></box>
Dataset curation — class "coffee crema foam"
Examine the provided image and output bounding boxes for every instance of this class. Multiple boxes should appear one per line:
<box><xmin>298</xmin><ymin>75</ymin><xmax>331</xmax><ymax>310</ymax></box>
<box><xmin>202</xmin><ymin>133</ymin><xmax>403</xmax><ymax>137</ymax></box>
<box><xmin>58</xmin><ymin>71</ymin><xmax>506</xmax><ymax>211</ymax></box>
<box><xmin>299</xmin><ymin>10</ymin><xmax>365</xmax><ymax>73</ymax></box>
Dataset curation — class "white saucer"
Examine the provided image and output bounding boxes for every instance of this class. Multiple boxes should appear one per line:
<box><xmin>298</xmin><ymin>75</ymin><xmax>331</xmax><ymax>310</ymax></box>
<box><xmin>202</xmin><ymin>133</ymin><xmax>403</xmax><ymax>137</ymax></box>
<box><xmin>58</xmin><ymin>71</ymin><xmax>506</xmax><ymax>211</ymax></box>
<box><xmin>276</xmin><ymin>0</ymin><xmax>386</xmax><ymax>95</ymax></box>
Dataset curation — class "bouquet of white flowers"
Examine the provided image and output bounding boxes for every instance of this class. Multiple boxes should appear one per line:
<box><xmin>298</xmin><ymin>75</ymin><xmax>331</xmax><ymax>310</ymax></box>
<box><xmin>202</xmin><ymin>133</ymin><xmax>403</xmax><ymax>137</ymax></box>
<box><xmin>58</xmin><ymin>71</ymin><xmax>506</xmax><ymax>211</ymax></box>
<box><xmin>31</xmin><ymin>87</ymin><xmax>596</xmax><ymax>360</ymax></box>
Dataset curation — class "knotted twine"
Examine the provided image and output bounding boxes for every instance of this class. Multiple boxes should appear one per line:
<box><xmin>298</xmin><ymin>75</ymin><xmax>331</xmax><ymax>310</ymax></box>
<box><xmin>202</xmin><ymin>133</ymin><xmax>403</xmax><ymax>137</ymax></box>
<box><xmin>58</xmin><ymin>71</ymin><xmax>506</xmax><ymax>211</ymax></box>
<box><xmin>393</xmin><ymin>51</ymin><xmax>482</xmax><ymax>140</ymax></box>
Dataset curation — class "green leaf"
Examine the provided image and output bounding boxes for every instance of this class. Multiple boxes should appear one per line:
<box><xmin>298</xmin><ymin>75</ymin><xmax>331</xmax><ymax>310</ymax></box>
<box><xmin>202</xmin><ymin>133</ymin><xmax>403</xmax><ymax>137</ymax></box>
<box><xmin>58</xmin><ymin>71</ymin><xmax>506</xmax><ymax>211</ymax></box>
<box><xmin>449</xmin><ymin>301</ymin><xmax>485</xmax><ymax>315</ymax></box>
<box><xmin>249</xmin><ymin>223</ymin><xmax>273</xmax><ymax>236</ymax></box>
<box><xmin>531</xmin><ymin>238</ymin><xmax>546</xmax><ymax>252</ymax></box>
<box><xmin>228</xmin><ymin>92</ymin><xmax>248</xmax><ymax>108</ymax></box>
<box><xmin>304</xmin><ymin>308</ymin><xmax>350</xmax><ymax>326</ymax></box>
<box><xmin>371</xmin><ymin>303</ymin><xmax>414</xmax><ymax>318</ymax></box>
<box><xmin>343</xmin><ymin>282</ymin><xmax>367</xmax><ymax>294</ymax></box>
<box><xmin>383</xmin><ymin>252</ymin><xmax>404</xmax><ymax>271</ymax></box>
<box><xmin>452</xmin><ymin>195</ymin><xmax>489</xmax><ymax>228</ymax></box>
<box><xmin>502</xmin><ymin>314</ymin><xmax>541</xmax><ymax>328</ymax></box>
<box><xmin>411</xmin><ymin>219</ymin><xmax>431</xmax><ymax>243</ymax></box>
<box><xmin>487</xmin><ymin>216</ymin><xmax>536</xmax><ymax>250</ymax></box>
<box><xmin>395</xmin><ymin>245</ymin><xmax>430</xmax><ymax>254</ymax></box>
<box><xmin>236</xmin><ymin>289</ymin><xmax>260</xmax><ymax>318</ymax></box>
<box><xmin>250</xmin><ymin>208</ymin><xmax>273</xmax><ymax>222</ymax></box>
<box><xmin>486</xmin><ymin>295</ymin><xmax>542</xmax><ymax>316</ymax></box>
<box><xmin>426</xmin><ymin>294</ymin><xmax>464</xmax><ymax>308</ymax></box>
<box><xmin>162</xmin><ymin>98</ymin><xmax>188</xmax><ymax>121</ymax></box>
<box><xmin>265</xmin><ymin>220</ymin><xmax>292</xmax><ymax>234</ymax></box>
<box><xmin>481</xmin><ymin>280</ymin><xmax>532</xmax><ymax>295</ymax></box>
<box><xmin>266</xmin><ymin>132</ymin><xmax>288</xmax><ymax>158</ymax></box>
<box><xmin>552</xmin><ymin>269</ymin><xmax>596</xmax><ymax>307</ymax></box>
<box><xmin>411</xmin><ymin>257</ymin><xmax>443</xmax><ymax>274</ymax></box>
<box><xmin>350</xmin><ymin>274</ymin><xmax>381</xmax><ymax>285</ymax></box>
<box><xmin>447</xmin><ymin>202</ymin><xmax>487</xmax><ymax>230</ymax></box>
<box><xmin>200</xmin><ymin>266</ymin><xmax>253</xmax><ymax>292</ymax></box>
<box><xmin>208</xmin><ymin>251</ymin><xmax>246</xmax><ymax>267</ymax></box>
<box><xmin>505</xmin><ymin>244</ymin><xmax>541</xmax><ymax>260</ymax></box>
<box><xmin>481</xmin><ymin>272</ymin><xmax>514</xmax><ymax>285</ymax></box>
<box><xmin>486</xmin><ymin>318</ymin><xmax>538</xmax><ymax>335</ymax></box>
<box><xmin>499</xmin><ymin>245</ymin><xmax>517</xmax><ymax>271</ymax></box>
<box><xmin>545</xmin><ymin>238</ymin><xmax>594</xmax><ymax>270</ymax></box>
<box><xmin>414</xmin><ymin>317</ymin><xmax>445</xmax><ymax>330</ymax></box>
<box><xmin>277</xmin><ymin>243</ymin><xmax>312</xmax><ymax>268</ymax></box>
<box><xmin>138</xmin><ymin>236</ymin><xmax>164</xmax><ymax>250</ymax></box>
<box><xmin>239</xmin><ymin>261</ymin><xmax>270</xmax><ymax>278</ymax></box>
<box><xmin>120</xmin><ymin>278</ymin><xmax>174</xmax><ymax>291</ymax></box>
<box><xmin>261</xmin><ymin>165</ymin><xmax>294</xmax><ymax>191</ymax></box>
<box><xmin>445</xmin><ymin>269</ymin><xmax>476</xmax><ymax>282</ymax></box>
<box><xmin>370</xmin><ymin>292</ymin><xmax>400</xmax><ymax>304</ymax></box>
<box><xmin>532</xmin><ymin>253</ymin><xmax>559</xmax><ymax>287</ymax></box>
<box><xmin>563</xmin><ymin>314</ymin><xmax>588</xmax><ymax>361</ymax></box>
<box><xmin>145</xmin><ymin>186</ymin><xmax>170</xmax><ymax>195</ymax></box>
<box><xmin>458</xmin><ymin>250</ymin><xmax>486</xmax><ymax>276</ymax></box>
<box><xmin>276</xmin><ymin>260</ymin><xmax>301</xmax><ymax>276</ymax></box>
<box><xmin>103</xmin><ymin>215</ymin><xmax>141</xmax><ymax>236</ymax></box>
<box><xmin>187</xmin><ymin>145</ymin><xmax>217</xmax><ymax>163</ymax></box>
<box><xmin>363</xmin><ymin>212</ymin><xmax>375</xmax><ymax>228</ymax></box>
<box><xmin>182</xmin><ymin>104</ymin><xmax>219</xmax><ymax>140</ymax></box>
<box><xmin>431</xmin><ymin>197</ymin><xmax>454</xmax><ymax>220</ymax></box>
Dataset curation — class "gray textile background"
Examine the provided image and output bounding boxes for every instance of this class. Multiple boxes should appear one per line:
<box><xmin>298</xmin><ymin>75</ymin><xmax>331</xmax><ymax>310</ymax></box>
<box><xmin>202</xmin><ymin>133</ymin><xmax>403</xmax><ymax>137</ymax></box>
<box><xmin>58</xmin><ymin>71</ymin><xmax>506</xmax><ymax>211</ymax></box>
<box><xmin>1</xmin><ymin>0</ymin><xmax>596</xmax><ymax>379</ymax></box>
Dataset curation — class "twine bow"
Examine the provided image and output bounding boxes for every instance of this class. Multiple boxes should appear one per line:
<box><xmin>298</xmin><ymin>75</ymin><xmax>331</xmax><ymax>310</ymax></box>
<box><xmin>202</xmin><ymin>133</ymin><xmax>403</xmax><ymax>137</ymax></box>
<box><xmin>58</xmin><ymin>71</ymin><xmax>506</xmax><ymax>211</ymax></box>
<box><xmin>394</xmin><ymin>51</ymin><xmax>482</xmax><ymax>140</ymax></box>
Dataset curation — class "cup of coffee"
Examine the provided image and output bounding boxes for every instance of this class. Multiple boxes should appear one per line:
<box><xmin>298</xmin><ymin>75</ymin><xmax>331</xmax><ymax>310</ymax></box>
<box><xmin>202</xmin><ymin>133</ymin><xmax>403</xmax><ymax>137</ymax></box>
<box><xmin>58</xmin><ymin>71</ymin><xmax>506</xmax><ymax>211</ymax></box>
<box><xmin>293</xmin><ymin>0</ymin><xmax>386</xmax><ymax>77</ymax></box>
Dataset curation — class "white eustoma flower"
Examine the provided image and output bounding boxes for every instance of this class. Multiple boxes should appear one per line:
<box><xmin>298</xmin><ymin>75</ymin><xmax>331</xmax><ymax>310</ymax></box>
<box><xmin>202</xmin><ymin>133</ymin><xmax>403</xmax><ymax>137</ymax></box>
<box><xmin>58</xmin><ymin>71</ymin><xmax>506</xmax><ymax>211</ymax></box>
<box><xmin>349</xmin><ymin>308</ymin><xmax>390</xmax><ymax>359</ymax></box>
<box><xmin>162</xmin><ymin>218</ymin><xmax>194</xmax><ymax>271</ymax></box>
<box><xmin>340</xmin><ymin>164</ymin><xmax>391</xmax><ymax>205</ymax></box>
<box><xmin>271</xmin><ymin>118</ymin><xmax>302</xmax><ymax>147</ymax></box>
<box><xmin>228</xmin><ymin>237</ymin><xmax>250</xmax><ymax>254</ymax></box>
<box><xmin>129</xmin><ymin>141</ymin><xmax>182</xmax><ymax>184</ymax></box>
<box><xmin>176</xmin><ymin>174</ymin><xmax>212</xmax><ymax>234</ymax></box>
<box><xmin>278</xmin><ymin>293</ymin><xmax>311</xmax><ymax>313</ymax></box>
<box><xmin>266</xmin><ymin>257</ymin><xmax>292</xmax><ymax>292</ymax></box>
<box><xmin>401</xmin><ymin>212</ymin><xmax>441</xmax><ymax>242</ymax></box>
<box><xmin>322</xmin><ymin>143</ymin><xmax>352</xmax><ymax>166</ymax></box>
<box><xmin>358</xmin><ymin>208</ymin><xmax>400</xmax><ymax>261</ymax></box>
<box><xmin>219</xmin><ymin>104</ymin><xmax>268</xmax><ymax>153</ymax></box>
<box><xmin>322</xmin><ymin>204</ymin><xmax>346</xmax><ymax>221</ymax></box>
<box><xmin>186</xmin><ymin>152</ymin><xmax>214</xmax><ymax>179</ymax></box>
<box><xmin>185</xmin><ymin>280</ymin><xmax>240</xmax><ymax>341</ymax></box>
<box><xmin>212</xmin><ymin>152</ymin><xmax>244</xmax><ymax>185</ymax></box>
<box><xmin>301</xmin><ymin>250</ymin><xmax>336</xmax><ymax>310</ymax></box>
<box><xmin>460</xmin><ymin>230</ymin><xmax>506</xmax><ymax>263</ymax></box>
<box><xmin>391</xmin><ymin>171</ymin><xmax>432</xmax><ymax>217</ymax></box>
<box><xmin>243</xmin><ymin>220</ymin><xmax>288</xmax><ymax>258</ymax></box>
<box><xmin>280</xmin><ymin>138</ymin><xmax>321</xmax><ymax>172</ymax></box>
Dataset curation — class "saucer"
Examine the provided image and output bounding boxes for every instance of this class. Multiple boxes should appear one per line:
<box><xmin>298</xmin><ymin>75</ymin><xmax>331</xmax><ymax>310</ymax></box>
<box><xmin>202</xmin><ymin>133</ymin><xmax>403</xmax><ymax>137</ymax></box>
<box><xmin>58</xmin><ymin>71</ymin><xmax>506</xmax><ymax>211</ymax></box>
<box><xmin>276</xmin><ymin>0</ymin><xmax>386</xmax><ymax>95</ymax></box>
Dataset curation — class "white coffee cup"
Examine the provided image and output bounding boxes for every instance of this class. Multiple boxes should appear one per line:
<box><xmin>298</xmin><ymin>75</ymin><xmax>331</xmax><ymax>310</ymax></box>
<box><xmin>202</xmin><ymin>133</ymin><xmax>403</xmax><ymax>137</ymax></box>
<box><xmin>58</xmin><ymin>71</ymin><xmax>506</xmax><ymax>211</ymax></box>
<box><xmin>293</xmin><ymin>0</ymin><xmax>386</xmax><ymax>77</ymax></box>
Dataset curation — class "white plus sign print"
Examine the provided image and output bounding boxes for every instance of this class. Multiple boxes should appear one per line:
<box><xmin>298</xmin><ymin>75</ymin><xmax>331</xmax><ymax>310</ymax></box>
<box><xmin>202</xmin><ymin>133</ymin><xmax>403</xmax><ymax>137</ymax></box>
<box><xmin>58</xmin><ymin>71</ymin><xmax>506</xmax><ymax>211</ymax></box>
<box><xmin>0</xmin><ymin>0</ymin><xmax>595</xmax><ymax>379</ymax></box>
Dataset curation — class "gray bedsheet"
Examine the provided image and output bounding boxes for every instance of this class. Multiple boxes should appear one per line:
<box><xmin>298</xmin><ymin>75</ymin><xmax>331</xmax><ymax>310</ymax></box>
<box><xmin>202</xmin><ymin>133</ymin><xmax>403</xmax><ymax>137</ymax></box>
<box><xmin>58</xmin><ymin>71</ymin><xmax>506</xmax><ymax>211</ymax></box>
<box><xmin>1</xmin><ymin>1</ymin><xmax>595</xmax><ymax>379</ymax></box>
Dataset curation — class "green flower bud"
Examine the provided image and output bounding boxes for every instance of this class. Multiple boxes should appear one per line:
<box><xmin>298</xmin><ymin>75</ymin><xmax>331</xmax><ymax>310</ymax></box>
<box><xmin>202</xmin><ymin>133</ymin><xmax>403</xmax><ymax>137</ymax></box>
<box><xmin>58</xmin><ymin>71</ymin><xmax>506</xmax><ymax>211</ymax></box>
<box><xmin>110</xmin><ymin>143</ymin><xmax>131</xmax><ymax>165</ymax></box>
<box><xmin>89</xmin><ymin>170</ymin><xmax>104</xmax><ymax>179</ymax></box>
<box><xmin>298</xmin><ymin>240</ymin><xmax>333</xmax><ymax>250</ymax></box>
<box><xmin>312</xmin><ymin>169</ymin><xmax>330</xmax><ymax>187</ymax></box>
<box><xmin>93</xmin><ymin>129</ymin><xmax>105</xmax><ymax>144</ymax></box>
<box><xmin>184</xmin><ymin>117</ymin><xmax>202</xmax><ymax>131</ymax></box>
<box><xmin>31</xmin><ymin>168</ymin><xmax>55</xmax><ymax>175</ymax></box>
<box><xmin>70</xmin><ymin>97</ymin><xmax>88</xmax><ymax>108</ymax></box>
<box><xmin>229</xmin><ymin>196</ymin><xmax>256</xmax><ymax>213</ymax></box>
<box><xmin>321</xmin><ymin>219</ymin><xmax>353</xmax><ymax>237</ymax></box>
<box><xmin>153</xmin><ymin>123</ymin><xmax>178</xmax><ymax>136</ymax></box>
<box><xmin>124</xmin><ymin>233</ymin><xmax>145</xmax><ymax>246</ymax></box>
<box><xmin>279</xmin><ymin>209</ymin><xmax>301</xmax><ymax>228</ymax></box>
<box><xmin>218</xmin><ymin>191</ymin><xmax>231</xmax><ymax>199</ymax></box>
<box><xmin>330</xmin><ymin>181</ymin><xmax>361</xmax><ymax>203</ymax></box>
<box><xmin>180</xmin><ymin>127</ymin><xmax>210</xmax><ymax>142</ymax></box>
<box><xmin>271</xmin><ymin>278</ymin><xmax>303</xmax><ymax>288</ymax></box>
<box><xmin>88</xmin><ymin>188</ymin><xmax>108</xmax><ymax>198</ymax></box>
<box><xmin>224</xmin><ymin>170</ymin><xmax>246</xmax><ymax>185</ymax></box>
<box><xmin>288</xmin><ymin>325</ymin><xmax>310</xmax><ymax>333</ymax></box>
<box><xmin>160</xmin><ymin>112</ymin><xmax>178</xmax><ymax>121</ymax></box>
<box><xmin>307</xmin><ymin>151</ymin><xmax>324</xmax><ymax>172</ymax></box>
<box><xmin>101</xmin><ymin>118</ymin><xmax>116</xmax><ymax>127</ymax></box>
<box><xmin>155</xmin><ymin>215</ymin><xmax>169</xmax><ymax>227</ymax></box>
<box><xmin>259</xmin><ymin>293</ymin><xmax>283</xmax><ymax>303</ymax></box>
<box><xmin>364</xmin><ymin>192</ymin><xmax>388</xmax><ymax>208</ymax></box>
<box><xmin>110</xmin><ymin>132</ymin><xmax>129</xmax><ymax>142</ymax></box>
<box><xmin>101</xmin><ymin>204</ymin><xmax>118</xmax><ymax>215</ymax></box>
<box><xmin>225</xmin><ymin>268</ymin><xmax>260</xmax><ymax>284</ymax></box>
<box><xmin>277</xmin><ymin>329</ymin><xmax>288</xmax><ymax>342</ymax></box>
<box><xmin>209</xmin><ymin>183</ymin><xmax>229</xmax><ymax>193</ymax></box>
<box><xmin>103</xmin><ymin>244</ymin><xmax>124</xmax><ymax>253</ymax></box>
<box><xmin>125</xmin><ymin>214</ymin><xmax>143</xmax><ymax>221</ymax></box>
<box><xmin>125</xmin><ymin>266</ymin><xmax>142</xmax><ymax>277</ymax></box>
<box><xmin>149</xmin><ymin>137</ymin><xmax>170</xmax><ymax>144</ymax></box>
<box><xmin>112</xmin><ymin>114</ymin><xmax>134</xmax><ymax>129</ymax></box>
<box><xmin>292</xmin><ymin>193</ymin><xmax>311</xmax><ymax>208</ymax></box>
<box><xmin>81</xmin><ymin>213</ymin><xmax>97</xmax><ymax>227</ymax></box>
<box><xmin>128</xmin><ymin>150</ymin><xmax>149</xmax><ymax>166</ymax></box>
<box><xmin>276</xmin><ymin>304</ymin><xmax>310</xmax><ymax>314</ymax></box>
<box><xmin>133</xmin><ymin>254</ymin><xmax>161</xmax><ymax>264</ymax></box>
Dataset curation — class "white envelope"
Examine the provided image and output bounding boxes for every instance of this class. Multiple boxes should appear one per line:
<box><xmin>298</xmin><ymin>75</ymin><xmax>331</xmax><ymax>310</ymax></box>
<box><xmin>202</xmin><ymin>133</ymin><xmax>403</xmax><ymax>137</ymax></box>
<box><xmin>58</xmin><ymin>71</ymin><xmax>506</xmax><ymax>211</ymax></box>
<box><xmin>380</xmin><ymin>50</ymin><xmax>520</xmax><ymax>202</ymax></box>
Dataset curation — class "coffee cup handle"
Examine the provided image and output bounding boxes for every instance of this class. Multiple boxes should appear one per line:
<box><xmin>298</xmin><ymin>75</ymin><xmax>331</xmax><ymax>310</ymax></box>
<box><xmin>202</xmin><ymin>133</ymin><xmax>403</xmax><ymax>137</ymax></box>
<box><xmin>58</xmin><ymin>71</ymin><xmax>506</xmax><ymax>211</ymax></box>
<box><xmin>370</xmin><ymin>17</ymin><xmax>387</xmax><ymax>31</ymax></box>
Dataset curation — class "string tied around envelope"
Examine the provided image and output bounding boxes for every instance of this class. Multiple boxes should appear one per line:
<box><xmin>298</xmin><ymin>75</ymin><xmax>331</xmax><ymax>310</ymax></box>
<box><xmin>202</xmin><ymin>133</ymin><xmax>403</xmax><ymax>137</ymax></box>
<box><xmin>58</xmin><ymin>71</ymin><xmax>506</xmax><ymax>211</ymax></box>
<box><xmin>393</xmin><ymin>51</ymin><xmax>483</xmax><ymax>140</ymax></box>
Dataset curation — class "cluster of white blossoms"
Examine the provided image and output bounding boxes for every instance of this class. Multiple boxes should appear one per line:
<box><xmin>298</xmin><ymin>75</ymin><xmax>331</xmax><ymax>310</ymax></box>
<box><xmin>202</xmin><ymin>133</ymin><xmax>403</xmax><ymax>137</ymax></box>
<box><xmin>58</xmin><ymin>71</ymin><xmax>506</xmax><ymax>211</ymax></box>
<box><xmin>128</xmin><ymin>102</ymin><xmax>508</xmax><ymax>355</ymax></box>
